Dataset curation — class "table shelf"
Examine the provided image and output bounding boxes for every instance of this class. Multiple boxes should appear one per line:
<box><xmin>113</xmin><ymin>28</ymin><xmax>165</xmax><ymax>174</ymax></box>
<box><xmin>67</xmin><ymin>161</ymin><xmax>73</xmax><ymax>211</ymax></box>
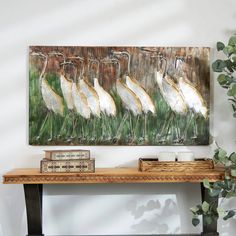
<box><xmin>3</xmin><ymin>168</ymin><xmax>222</xmax><ymax>236</ymax></box>
<box><xmin>3</xmin><ymin>167</ymin><xmax>224</xmax><ymax>184</ymax></box>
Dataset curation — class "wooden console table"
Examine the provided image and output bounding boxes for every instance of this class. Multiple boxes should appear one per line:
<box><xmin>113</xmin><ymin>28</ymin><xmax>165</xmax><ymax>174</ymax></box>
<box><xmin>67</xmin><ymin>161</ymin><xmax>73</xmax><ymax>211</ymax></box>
<box><xmin>3</xmin><ymin>168</ymin><xmax>224</xmax><ymax>236</ymax></box>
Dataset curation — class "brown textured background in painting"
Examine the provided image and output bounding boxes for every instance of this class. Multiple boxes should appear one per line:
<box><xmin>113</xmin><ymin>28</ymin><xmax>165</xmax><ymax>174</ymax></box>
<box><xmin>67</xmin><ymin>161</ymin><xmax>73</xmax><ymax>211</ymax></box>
<box><xmin>29</xmin><ymin>46</ymin><xmax>210</xmax><ymax>106</ymax></box>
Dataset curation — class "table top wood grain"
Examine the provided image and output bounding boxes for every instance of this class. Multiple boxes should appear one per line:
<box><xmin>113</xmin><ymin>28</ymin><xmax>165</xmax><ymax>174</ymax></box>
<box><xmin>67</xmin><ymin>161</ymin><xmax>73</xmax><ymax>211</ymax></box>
<box><xmin>2</xmin><ymin>168</ymin><xmax>225</xmax><ymax>184</ymax></box>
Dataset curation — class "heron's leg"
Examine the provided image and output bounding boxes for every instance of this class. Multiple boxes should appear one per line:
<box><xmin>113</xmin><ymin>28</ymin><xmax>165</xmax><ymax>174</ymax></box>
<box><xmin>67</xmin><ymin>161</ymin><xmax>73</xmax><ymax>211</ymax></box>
<box><xmin>48</xmin><ymin>112</ymin><xmax>53</xmax><ymax>141</ymax></box>
<box><xmin>116</xmin><ymin>112</ymin><xmax>129</xmax><ymax>139</ymax></box>
<box><xmin>158</xmin><ymin>109</ymin><xmax>173</xmax><ymax>141</ymax></box>
<box><xmin>37</xmin><ymin>112</ymin><xmax>49</xmax><ymax>139</ymax></box>
<box><xmin>109</xmin><ymin>116</ymin><xmax>113</xmax><ymax>138</ymax></box>
<box><xmin>133</xmin><ymin>114</ymin><xmax>140</xmax><ymax>142</ymax></box>
<box><xmin>144</xmin><ymin>113</ymin><xmax>147</xmax><ymax>141</ymax></box>
<box><xmin>63</xmin><ymin>111</ymin><xmax>75</xmax><ymax>140</ymax></box>
<box><xmin>105</xmin><ymin>115</ymin><xmax>113</xmax><ymax>139</ymax></box>
<box><xmin>102</xmin><ymin>114</ymin><xmax>110</xmax><ymax>140</ymax></box>
<box><xmin>164</xmin><ymin>111</ymin><xmax>174</xmax><ymax>140</ymax></box>
<box><xmin>101</xmin><ymin>114</ymin><xmax>107</xmax><ymax>140</ymax></box>
<box><xmin>101</xmin><ymin>114</ymin><xmax>104</xmax><ymax>139</ymax></box>
<box><xmin>182</xmin><ymin>110</ymin><xmax>194</xmax><ymax>140</ymax></box>
<box><xmin>81</xmin><ymin>117</ymin><xmax>85</xmax><ymax>138</ymax></box>
<box><xmin>71</xmin><ymin>112</ymin><xmax>77</xmax><ymax>139</ymax></box>
<box><xmin>173</xmin><ymin>113</ymin><xmax>178</xmax><ymax>141</ymax></box>
<box><xmin>159</xmin><ymin>108</ymin><xmax>172</xmax><ymax>137</ymax></box>
<box><xmin>92</xmin><ymin>116</ymin><xmax>96</xmax><ymax>140</ymax></box>
<box><xmin>128</xmin><ymin>111</ymin><xmax>131</xmax><ymax>137</ymax></box>
<box><xmin>176</xmin><ymin>119</ymin><xmax>180</xmax><ymax>140</ymax></box>
<box><xmin>129</xmin><ymin>111</ymin><xmax>134</xmax><ymax>139</ymax></box>
<box><xmin>173</xmin><ymin>114</ymin><xmax>181</xmax><ymax>142</ymax></box>
<box><xmin>192</xmin><ymin>113</ymin><xmax>199</xmax><ymax>139</ymax></box>
<box><xmin>69</xmin><ymin>111</ymin><xmax>74</xmax><ymax>138</ymax></box>
<box><xmin>59</xmin><ymin>112</ymin><xmax>70</xmax><ymax>137</ymax></box>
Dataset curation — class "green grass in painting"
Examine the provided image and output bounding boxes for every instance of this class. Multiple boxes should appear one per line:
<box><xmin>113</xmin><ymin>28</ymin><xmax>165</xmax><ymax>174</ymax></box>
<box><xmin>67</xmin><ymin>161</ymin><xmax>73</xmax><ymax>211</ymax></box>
<box><xmin>29</xmin><ymin>70</ymin><xmax>209</xmax><ymax>145</ymax></box>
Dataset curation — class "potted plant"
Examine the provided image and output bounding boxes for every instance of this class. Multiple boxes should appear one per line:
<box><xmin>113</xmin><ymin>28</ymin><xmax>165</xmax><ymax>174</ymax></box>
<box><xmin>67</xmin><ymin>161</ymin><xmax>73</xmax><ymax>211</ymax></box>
<box><xmin>191</xmin><ymin>35</ymin><xmax>236</xmax><ymax>227</ymax></box>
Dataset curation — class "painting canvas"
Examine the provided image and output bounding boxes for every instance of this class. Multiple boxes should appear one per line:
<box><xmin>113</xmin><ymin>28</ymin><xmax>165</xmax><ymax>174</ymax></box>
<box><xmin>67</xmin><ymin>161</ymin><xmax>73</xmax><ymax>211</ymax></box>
<box><xmin>29</xmin><ymin>46</ymin><xmax>210</xmax><ymax>145</ymax></box>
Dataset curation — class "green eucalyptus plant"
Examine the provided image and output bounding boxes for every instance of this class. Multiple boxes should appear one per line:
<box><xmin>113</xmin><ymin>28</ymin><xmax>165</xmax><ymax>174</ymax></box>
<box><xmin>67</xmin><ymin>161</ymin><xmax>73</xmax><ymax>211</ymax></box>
<box><xmin>212</xmin><ymin>35</ymin><xmax>236</xmax><ymax>118</ymax></box>
<box><xmin>191</xmin><ymin>35</ymin><xmax>236</xmax><ymax>227</ymax></box>
<box><xmin>191</xmin><ymin>147</ymin><xmax>236</xmax><ymax>226</ymax></box>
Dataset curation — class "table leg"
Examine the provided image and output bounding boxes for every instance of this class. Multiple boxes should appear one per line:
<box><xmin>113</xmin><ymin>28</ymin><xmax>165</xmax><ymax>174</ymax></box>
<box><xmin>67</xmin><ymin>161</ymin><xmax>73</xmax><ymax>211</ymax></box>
<box><xmin>24</xmin><ymin>184</ymin><xmax>44</xmax><ymax>236</ymax></box>
<box><xmin>200</xmin><ymin>183</ymin><xmax>219</xmax><ymax>236</ymax></box>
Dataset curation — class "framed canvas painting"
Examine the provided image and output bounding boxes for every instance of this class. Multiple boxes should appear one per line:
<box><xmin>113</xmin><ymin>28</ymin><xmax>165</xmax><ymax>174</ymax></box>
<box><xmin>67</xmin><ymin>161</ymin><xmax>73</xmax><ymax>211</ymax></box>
<box><xmin>29</xmin><ymin>46</ymin><xmax>210</xmax><ymax>145</ymax></box>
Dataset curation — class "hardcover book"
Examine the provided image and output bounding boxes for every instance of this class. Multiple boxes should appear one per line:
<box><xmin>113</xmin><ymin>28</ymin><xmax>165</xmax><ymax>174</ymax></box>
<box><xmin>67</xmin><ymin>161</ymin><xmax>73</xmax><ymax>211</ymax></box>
<box><xmin>40</xmin><ymin>158</ymin><xmax>95</xmax><ymax>173</ymax></box>
<box><xmin>44</xmin><ymin>150</ymin><xmax>90</xmax><ymax>160</ymax></box>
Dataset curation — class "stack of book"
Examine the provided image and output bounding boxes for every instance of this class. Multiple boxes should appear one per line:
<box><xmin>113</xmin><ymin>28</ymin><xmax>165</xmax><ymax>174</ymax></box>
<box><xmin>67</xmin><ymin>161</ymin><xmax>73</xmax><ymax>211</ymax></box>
<box><xmin>40</xmin><ymin>150</ymin><xmax>95</xmax><ymax>173</ymax></box>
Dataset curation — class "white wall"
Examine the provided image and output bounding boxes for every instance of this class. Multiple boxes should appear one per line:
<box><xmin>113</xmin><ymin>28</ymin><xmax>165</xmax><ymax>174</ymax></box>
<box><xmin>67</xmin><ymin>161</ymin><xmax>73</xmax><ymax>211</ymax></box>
<box><xmin>0</xmin><ymin>0</ymin><xmax>236</xmax><ymax>235</ymax></box>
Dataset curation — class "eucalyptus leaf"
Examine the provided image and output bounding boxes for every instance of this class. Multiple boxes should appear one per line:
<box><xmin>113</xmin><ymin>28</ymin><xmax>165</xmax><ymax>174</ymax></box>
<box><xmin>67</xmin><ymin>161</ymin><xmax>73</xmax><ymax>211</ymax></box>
<box><xmin>212</xmin><ymin>60</ymin><xmax>226</xmax><ymax>72</ymax></box>
<box><xmin>225</xmin><ymin>59</ymin><xmax>235</xmax><ymax>72</ymax></box>
<box><xmin>218</xmin><ymin>148</ymin><xmax>227</xmax><ymax>159</ymax></box>
<box><xmin>230</xmin><ymin>152</ymin><xmax>236</xmax><ymax>163</ymax></box>
<box><xmin>217</xmin><ymin>42</ymin><xmax>225</xmax><ymax>51</ymax></box>
<box><xmin>190</xmin><ymin>206</ymin><xmax>199</xmax><ymax>214</ymax></box>
<box><xmin>217</xmin><ymin>207</ymin><xmax>225</xmax><ymax>217</ymax></box>
<box><xmin>228</xmin><ymin>35</ymin><xmax>236</xmax><ymax>46</ymax></box>
<box><xmin>209</xmin><ymin>188</ymin><xmax>221</xmax><ymax>197</ymax></box>
<box><xmin>204</xmin><ymin>215</ymin><xmax>213</xmax><ymax>225</ymax></box>
<box><xmin>217</xmin><ymin>74</ymin><xmax>227</xmax><ymax>85</ymax></box>
<box><xmin>192</xmin><ymin>217</ymin><xmax>200</xmax><ymax>227</ymax></box>
<box><xmin>217</xmin><ymin>148</ymin><xmax>228</xmax><ymax>164</ymax></box>
<box><xmin>213</xmin><ymin>181</ymin><xmax>225</xmax><ymax>188</ymax></box>
<box><xmin>223</xmin><ymin>46</ymin><xmax>234</xmax><ymax>56</ymax></box>
<box><xmin>203</xmin><ymin>179</ymin><xmax>211</xmax><ymax>189</ymax></box>
<box><xmin>227</xmin><ymin>84</ymin><xmax>236</xmax><ymax>97</ymax></box>
<box><xmin>202</xmin><ymin>201</ymin><xmax>210</xmax><ymax>213</ymax></box>
<box><xmin>232</xmin><ymin>56</ymin><xmax>236</xmax><ymax>62</ymax></box>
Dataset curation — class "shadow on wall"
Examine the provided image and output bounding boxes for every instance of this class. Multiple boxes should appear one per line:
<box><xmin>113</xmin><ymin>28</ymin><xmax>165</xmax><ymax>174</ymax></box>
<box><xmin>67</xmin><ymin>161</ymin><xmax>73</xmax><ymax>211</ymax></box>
<box><xmin>218</xmin><ymin>198</ymin><xmax>236</xmax><ymax>236</ymax></box>
<box><xmin>128</xmin><ymin>198</ymin><xmax>179</xmax><ymax>234</ymax></box>
<box><xmin>43</xmin><ymin>183</ymin><xmax>201</xmax><ymax>235</ymax></box>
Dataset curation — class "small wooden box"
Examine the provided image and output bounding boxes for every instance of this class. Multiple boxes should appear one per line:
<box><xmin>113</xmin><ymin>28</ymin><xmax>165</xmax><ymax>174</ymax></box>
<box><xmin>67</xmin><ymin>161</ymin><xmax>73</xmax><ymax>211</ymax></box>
<box><xmin>139</xmin><ymin>158</ymin><xmax>214</xmax><ymax>172</ymax></box>
<box><xmin>44</xmin><ymin>149</ymin><xmax>90</xmax><ymax>160</ymax></box>
<box><xmin>40</xmin><ymin>158</ymin><xmax>95</xmax><ymax>173</ymax></box>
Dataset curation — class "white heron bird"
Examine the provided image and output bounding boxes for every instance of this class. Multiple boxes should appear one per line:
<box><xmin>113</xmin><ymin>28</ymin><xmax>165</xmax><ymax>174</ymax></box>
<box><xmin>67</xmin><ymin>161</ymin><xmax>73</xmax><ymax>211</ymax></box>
<box><xmin>71</xmin><ymin>82</ymin><xmax>91</xmax><ymax>119</ymax></box>
<box><xmin>91</xmin><ymin>59</ymin><xmax>117</xmax><ymax>117</ymax></box>
<box><xmin>65</xmin><ymin>56</ymin><xmax>92</xmax><ymax>119</ymax></box>
<box><xmin>113</xmin><ymin>51</ymin><xmax>156</xmax><ymax>141</ymax></box>
<box><xmin>59</xmin><ymin>74</ymin><xmax>73</xmax><ymax>110</ymax></box>
<box><xmin>179</xmin><ymin>76</ymin><xmax>207</xmax><ymax>118</ymax></box>
<box><xmin>108</xmin><ymin>57</ymin><xmax>142</xmax><ymax>141</ymax></box>
<box><xmin>110</xmin><ymin>55</ymin><xmax>142</xmax><ymax>116</ymax></box>
<box><xmin>59</xmin><ymin>58</ymin><xmax>92</xmax><ymax>140</ymax></box>
<box><xmin>49</xmin><ymin>52</ymin><xmax>74</xmax><ymax>111</ymax></box>
<box><xmin>116</xmin><ymin>51</ymin><xmax>155</xmax><ymax>114</ymax></box>
<box><xmin>116</xmin><ymin>78</ymin><xmax>142</xmax><ymax>116</ymax></box>
<box><xmin>125</xmin><ymin>76</ymin><xmax>155</xmax><ymax>114</ymax></box>
<box><xmin>155</xmin><ymin>57</ymin><xmax>187</xmax><ymax>142</ymax></box>
<box><xmin>174</xmin><ymin>57</ymin><xmax>208</xmax><ymax>118</ymax></box>
<box><xmin>45</xmin><ymin>52</ymin><xmax>77</xmax><ymax>140</ymax></box>
<box><xmin>31</xmin><ymin>52</ymin><xmax>64</xmax><ymax>141</ymax></box>
<box><xmin>174</xmin><ymin>57</ymin><xmax>208</xmax><ymax>139</ymax></box>
<box><xmin>79</xmin><ymin>68</ymin><xmax>101</xmax><ymax>117</ymax></box>
<box><xmin>41</xmin><ymin>77</ymin><xmax>64</xmax><ymax>116</ymax></box>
